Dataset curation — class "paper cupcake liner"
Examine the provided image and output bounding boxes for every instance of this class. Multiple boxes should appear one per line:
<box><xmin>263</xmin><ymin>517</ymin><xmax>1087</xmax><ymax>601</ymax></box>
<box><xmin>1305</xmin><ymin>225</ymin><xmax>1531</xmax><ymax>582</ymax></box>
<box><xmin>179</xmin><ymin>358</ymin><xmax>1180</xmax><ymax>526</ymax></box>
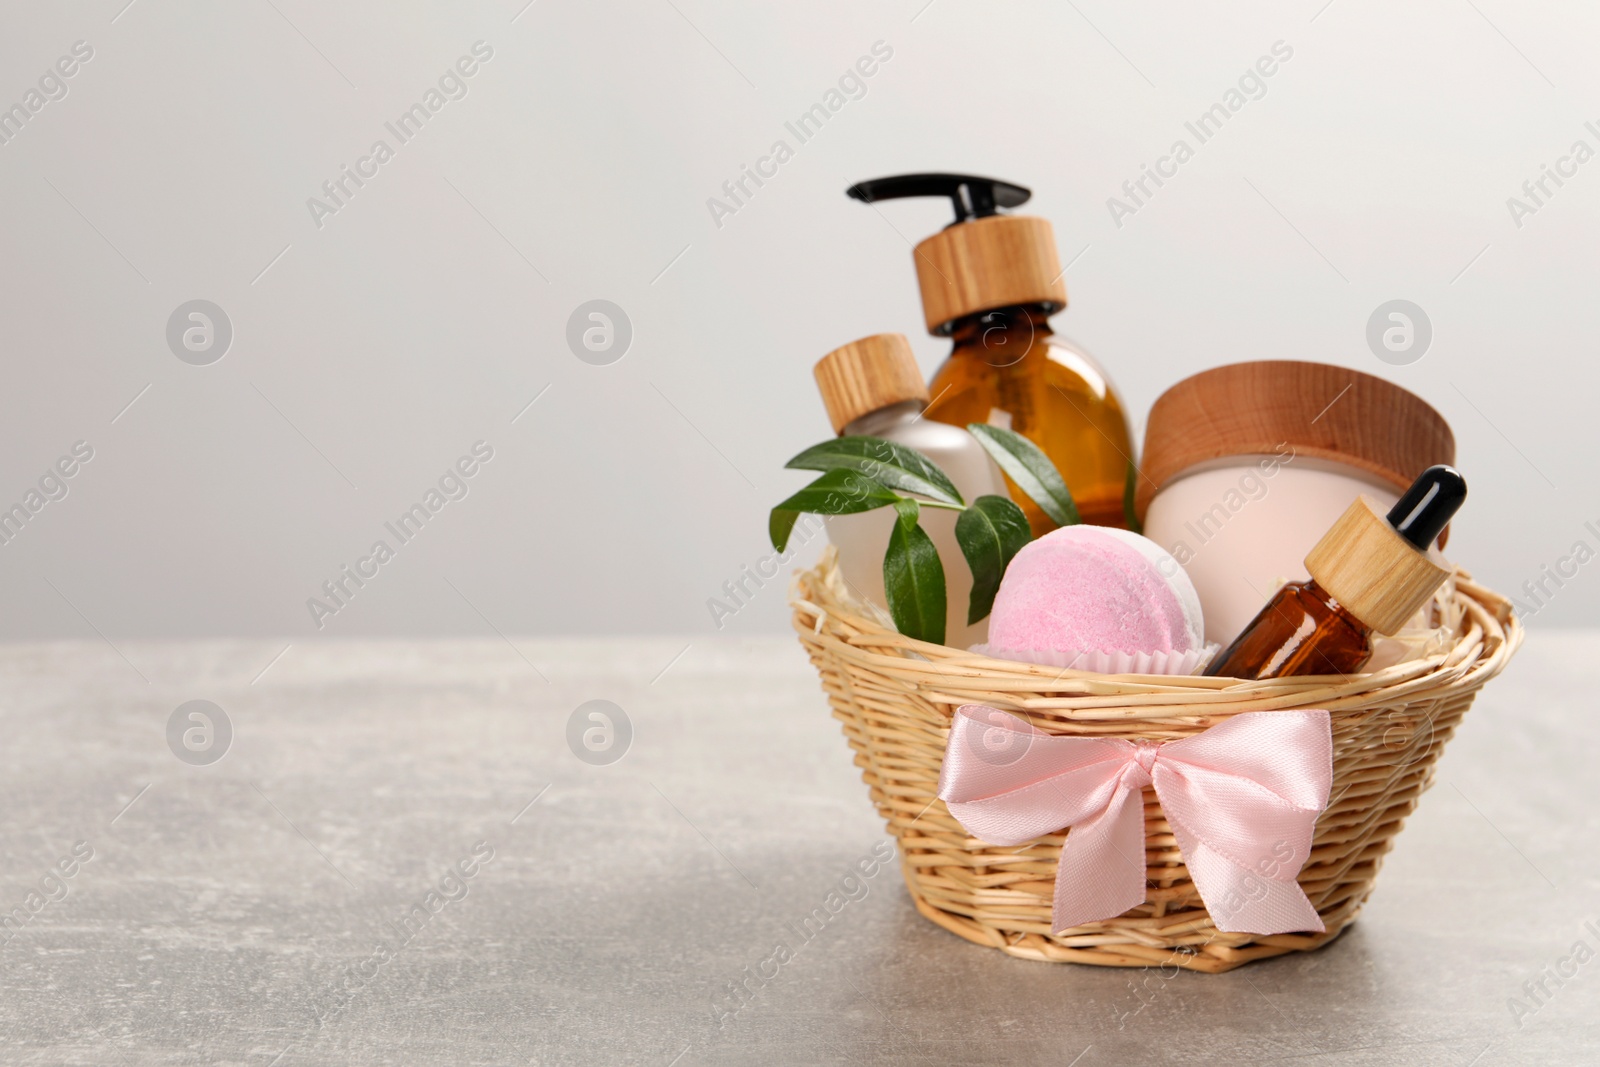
<box><xmin>968</xmin><ymin>643</ymin><xmax>1219</xmax><ymax>677</ymax></box>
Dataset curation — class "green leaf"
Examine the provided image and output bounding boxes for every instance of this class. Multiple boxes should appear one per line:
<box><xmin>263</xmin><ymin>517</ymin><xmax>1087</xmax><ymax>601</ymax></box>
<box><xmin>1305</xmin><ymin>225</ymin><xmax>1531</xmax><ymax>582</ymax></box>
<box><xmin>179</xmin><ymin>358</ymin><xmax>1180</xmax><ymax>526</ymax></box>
<box><xmin>769</xmin><ymin>469</ymin><xmax>898</xmax><ymax>552</ymax></box>
<box><xmin>954</xmin><ymin>495</ymin><xmax>1032</xmax><ymax>624</ymax></box>
<box><xmin>966</xmin><ymin>424</ymin><xmax>1080</xmax><ymax>527</ymax></box>
<box><xmin>892</xmin><ymin>496</ymin><xmax>920</xmax><ymax>531</ymax></box>
<box><xmin>785</xmin><ymin>436</ymin><xmax>964</xmax><ymax>507</ymax></box>
<box><xmin>883</xmin><ymin>517</ymin><xmax>946</xmax><ymax>645</ymax></box>
<box><xmin>1123</xmin><ymin>459</ymin><xmax>1143</xmax><ymax>535</ymax></box>
<box><xmin>769</xmin><ymin>509</ymin><xmax>803</xmax><ymax>556</ymax></box>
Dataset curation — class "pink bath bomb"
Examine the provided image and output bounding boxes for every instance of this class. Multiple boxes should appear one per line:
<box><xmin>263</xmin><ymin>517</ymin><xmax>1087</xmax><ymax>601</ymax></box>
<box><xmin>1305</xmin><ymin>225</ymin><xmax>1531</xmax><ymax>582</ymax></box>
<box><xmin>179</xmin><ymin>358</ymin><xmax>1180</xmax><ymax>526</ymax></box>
<box><xmin>987</xmin><ymin>526</ymin><xmax>1204</xmax><ymax>655</ymax></box>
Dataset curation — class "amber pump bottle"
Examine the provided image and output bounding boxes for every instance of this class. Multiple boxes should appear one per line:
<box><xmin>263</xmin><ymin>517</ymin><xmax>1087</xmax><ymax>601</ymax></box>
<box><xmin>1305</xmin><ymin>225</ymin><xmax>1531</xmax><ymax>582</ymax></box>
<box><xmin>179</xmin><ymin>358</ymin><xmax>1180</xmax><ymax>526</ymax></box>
<box><xmin>1205</xmin><ymin>465</ymin><xmax>1467</xmax><ymax>680</ymax></box>
<box><xmin>847</xmin><ymin>174</ymin><xmax>1134</xmax><ymax>535</ymax></box>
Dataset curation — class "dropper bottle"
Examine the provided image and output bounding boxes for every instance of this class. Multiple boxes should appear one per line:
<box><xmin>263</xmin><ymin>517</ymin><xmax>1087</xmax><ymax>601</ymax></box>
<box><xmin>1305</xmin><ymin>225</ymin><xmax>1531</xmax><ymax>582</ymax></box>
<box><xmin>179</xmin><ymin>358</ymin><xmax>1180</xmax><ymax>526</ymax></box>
<box><xmin>847</xmin><ymin>173</ymin><xmax>1134</xmax><ymax>535</ymax></box>
<box><xmin>1205</xmin><ymin>465</ymin><xmax>1467</xmax><ymax>680</ymax></box>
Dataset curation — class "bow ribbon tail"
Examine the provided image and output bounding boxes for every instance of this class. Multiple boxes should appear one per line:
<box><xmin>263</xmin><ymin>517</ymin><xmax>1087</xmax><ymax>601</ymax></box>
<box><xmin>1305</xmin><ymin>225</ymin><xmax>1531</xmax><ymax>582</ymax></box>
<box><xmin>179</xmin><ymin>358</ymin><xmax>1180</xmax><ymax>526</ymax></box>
<box><xmin>1050</xmin><ymin>773</ymin><xmax>1149</xmax><ymax>933</ymax></box>
<box><xmin>1165</xmin><ymin>817</ymin><xmax>1325</xmax><ymax>935</ymax></box>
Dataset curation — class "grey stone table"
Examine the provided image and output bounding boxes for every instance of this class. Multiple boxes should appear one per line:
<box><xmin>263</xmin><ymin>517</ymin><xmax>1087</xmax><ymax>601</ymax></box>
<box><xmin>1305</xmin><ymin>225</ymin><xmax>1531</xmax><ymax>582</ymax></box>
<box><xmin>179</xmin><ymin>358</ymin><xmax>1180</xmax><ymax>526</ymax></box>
<box><xmin>0</xmin><ymin>633</ymin><xmax>1594</xmax><ymax>1066</ymax></box>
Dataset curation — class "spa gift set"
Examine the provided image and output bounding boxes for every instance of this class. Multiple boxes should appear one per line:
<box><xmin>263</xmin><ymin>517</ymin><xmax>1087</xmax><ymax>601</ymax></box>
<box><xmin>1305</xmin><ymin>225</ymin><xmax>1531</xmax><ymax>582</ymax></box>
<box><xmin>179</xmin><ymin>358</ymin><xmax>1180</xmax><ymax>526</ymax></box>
<box><xmin>778</xmin><ymin>174</ymin><xmax>1521</xmax><ymax>972</ymax></box>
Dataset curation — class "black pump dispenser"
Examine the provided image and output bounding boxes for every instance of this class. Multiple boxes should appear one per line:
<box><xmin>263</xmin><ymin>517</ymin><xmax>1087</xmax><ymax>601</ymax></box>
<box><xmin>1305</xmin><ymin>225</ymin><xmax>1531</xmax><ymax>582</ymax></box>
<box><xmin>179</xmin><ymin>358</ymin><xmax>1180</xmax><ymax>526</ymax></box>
<box><xmin>846</xmin><ymin>173</ymin><xmax>1031</xmax><ymax>226</ymax></box>
<box><xmin>1386</xmin><ymin>465</ymin><xmax>1467</xmax><ymax>550</ymax></box>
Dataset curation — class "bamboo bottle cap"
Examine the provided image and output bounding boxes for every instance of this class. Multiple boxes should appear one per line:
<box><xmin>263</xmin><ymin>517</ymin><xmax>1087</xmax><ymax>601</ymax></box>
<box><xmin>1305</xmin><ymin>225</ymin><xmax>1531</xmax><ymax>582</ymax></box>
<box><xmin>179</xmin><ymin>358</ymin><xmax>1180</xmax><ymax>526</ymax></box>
<box><xmin>813</xmin><ymin>333</ymin><xmax>929</xmax><ymax>435</ymax></box>
<box><xmin>913</xmin><ymin>216</ymin><xmax>1067</xmax><ymax>335</ymax></box>
<box><xmin>1136</xmin><ymin>361</ymin><xmax>1456</xmax><ymax>521</ymax></box>
<box><xmin>1305</xmin><ymin>495</ymin><xmax>1451</xmax><ymax>635</ymax></box>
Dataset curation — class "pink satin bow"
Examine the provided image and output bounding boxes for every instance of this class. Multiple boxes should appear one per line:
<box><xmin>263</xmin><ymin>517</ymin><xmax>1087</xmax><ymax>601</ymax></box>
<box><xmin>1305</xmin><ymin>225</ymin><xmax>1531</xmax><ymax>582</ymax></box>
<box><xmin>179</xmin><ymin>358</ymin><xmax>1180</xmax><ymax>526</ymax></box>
<box><xmin>937</xmin><ymin>705</ymin><xmax>1333</xmax><ymax>935</ymax></box>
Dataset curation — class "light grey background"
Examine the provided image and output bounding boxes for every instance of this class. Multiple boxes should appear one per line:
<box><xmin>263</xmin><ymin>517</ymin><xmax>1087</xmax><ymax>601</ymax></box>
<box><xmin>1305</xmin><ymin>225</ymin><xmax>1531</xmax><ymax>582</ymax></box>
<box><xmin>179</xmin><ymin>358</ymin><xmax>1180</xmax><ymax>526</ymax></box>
<box><xmin>2</xmin><ymin>0</ymin><xmax>1596</xmax><ymax>641</ymax></box>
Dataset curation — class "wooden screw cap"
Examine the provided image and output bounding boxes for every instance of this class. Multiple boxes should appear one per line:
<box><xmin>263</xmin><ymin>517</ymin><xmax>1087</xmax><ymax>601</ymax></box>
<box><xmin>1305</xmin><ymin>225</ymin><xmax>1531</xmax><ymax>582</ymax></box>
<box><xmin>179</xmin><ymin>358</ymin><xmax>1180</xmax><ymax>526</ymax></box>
<box><xmin>813</xmin><ymin>333</ymin><xmax>929</xmax><ymax>435</ymax></box>
<box><xmin>913</xmin><ymin>216</ymin><xmax>1067</xmax><ymax>335</ymax></box>
<box><xmin>1306</xmin><ymin>495</ymin><xmax>1451</xmax><ymax>635</ymax></box>
<box><xmin>1136</xmin><ymin>361</ymin><xmax>1456</xmax><ymax>521</ymax></box>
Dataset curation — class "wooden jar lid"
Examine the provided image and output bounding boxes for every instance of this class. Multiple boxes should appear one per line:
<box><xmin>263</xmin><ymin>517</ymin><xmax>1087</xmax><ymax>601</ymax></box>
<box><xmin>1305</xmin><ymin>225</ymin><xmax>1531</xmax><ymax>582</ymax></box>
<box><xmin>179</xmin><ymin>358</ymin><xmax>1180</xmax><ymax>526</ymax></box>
<box><xmin>1136</xmin><ymin>361</ymin><xmax>1455</xmax><ymax>520</ymax></box>
<box><xmin>813</xmin><ymin>333</ymin><xmax>928</xmax><ymax>434</ymax></box>
<box><xmin>1306</xmin><ymin>495</ymin><xmax>1451</xmax><ymax>635</ymax></box>
<box><xmin>913</xmin><ymin>216</ymin><xmax>1066</xmax><ymax>335</ymax></box>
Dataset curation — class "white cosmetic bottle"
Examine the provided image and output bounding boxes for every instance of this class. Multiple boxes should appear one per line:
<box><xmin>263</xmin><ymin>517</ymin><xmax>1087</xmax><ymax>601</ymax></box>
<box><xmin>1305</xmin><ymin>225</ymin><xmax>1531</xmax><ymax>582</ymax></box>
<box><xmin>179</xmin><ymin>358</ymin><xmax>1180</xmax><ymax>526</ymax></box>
<box><xmin>813</xmin><ymin>334</ymin><xmax>1005</xmax><ymax>648</ymax></box>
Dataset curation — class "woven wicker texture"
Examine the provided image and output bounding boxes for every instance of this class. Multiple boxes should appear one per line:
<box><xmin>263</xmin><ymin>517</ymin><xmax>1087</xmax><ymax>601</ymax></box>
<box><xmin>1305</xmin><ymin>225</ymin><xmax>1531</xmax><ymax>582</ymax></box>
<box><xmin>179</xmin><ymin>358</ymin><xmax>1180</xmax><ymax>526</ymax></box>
<box><xmin>791</xmin><ymin>550</ymin><xmax>1521</xmax><ymax>973</ymax></box>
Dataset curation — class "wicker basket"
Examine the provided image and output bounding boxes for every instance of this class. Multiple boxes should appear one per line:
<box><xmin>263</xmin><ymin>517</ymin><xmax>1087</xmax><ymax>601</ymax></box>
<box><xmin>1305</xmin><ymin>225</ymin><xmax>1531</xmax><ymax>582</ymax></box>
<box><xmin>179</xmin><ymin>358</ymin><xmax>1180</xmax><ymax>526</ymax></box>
<box><xmin>791</xmin><ymin>549</ymin><xmax>1521</xmax><ymax>973</ymax></box>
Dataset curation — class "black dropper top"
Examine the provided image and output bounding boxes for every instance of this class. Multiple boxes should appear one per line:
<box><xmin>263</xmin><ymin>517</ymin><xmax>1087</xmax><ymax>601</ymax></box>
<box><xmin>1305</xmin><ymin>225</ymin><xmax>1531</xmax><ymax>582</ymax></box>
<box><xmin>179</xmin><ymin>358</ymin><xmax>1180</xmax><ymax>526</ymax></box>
<box><xmin>1386</xmin><ymin>465</ymin><xmax>1467</xmax><ymax>550</ymax></box>
<box><xmin>847</xmin><ymin>173</ymin><xmax>1031</xmax><ymax>226</ymax></box>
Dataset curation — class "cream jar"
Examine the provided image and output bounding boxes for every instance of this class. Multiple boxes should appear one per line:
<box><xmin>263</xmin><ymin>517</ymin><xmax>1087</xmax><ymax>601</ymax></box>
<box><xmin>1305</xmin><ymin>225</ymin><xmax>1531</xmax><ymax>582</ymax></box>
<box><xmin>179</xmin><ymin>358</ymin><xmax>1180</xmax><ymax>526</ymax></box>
<box><xmin>1135</xmin><ymin>361</ymin><xmax>1455</xmax><ymax>645</ymax></box>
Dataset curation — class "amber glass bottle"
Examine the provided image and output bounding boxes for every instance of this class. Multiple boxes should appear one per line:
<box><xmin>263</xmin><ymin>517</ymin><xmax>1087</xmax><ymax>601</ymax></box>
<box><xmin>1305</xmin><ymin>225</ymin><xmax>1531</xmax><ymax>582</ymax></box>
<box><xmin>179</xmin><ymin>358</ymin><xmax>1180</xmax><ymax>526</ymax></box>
<box><xmin>847</xmin><ymin>173</ymin><xmax>1134</xmax><ymax>535</ymax></box>
<box><xmin>1206</xmin><ymin>466</ymin><xmax>1466</xmax><ymax>680</ymax></box>
<box><xmin>926</xmin><ymin>304</ymin><xmax>1131</xmax><ymax>533</ymax></box>
<box><xmin>1204</xmin><ymin>579</ymin><xmax>1374</xmax><ymax>679</ymax></box>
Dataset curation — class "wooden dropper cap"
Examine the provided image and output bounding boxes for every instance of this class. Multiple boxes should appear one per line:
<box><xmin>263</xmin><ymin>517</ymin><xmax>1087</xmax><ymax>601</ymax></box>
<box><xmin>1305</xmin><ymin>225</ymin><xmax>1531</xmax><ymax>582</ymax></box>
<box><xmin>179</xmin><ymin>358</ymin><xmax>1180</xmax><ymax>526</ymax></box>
<box><xmin>1304</xmin><ymin>466</ymin><xmax>1465</xmax><ymax>635</ymax></box>
<box><xmin>813</xmin><ymin>333</ymin><xmax>929</xmax><ymax>435</ymax></box>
